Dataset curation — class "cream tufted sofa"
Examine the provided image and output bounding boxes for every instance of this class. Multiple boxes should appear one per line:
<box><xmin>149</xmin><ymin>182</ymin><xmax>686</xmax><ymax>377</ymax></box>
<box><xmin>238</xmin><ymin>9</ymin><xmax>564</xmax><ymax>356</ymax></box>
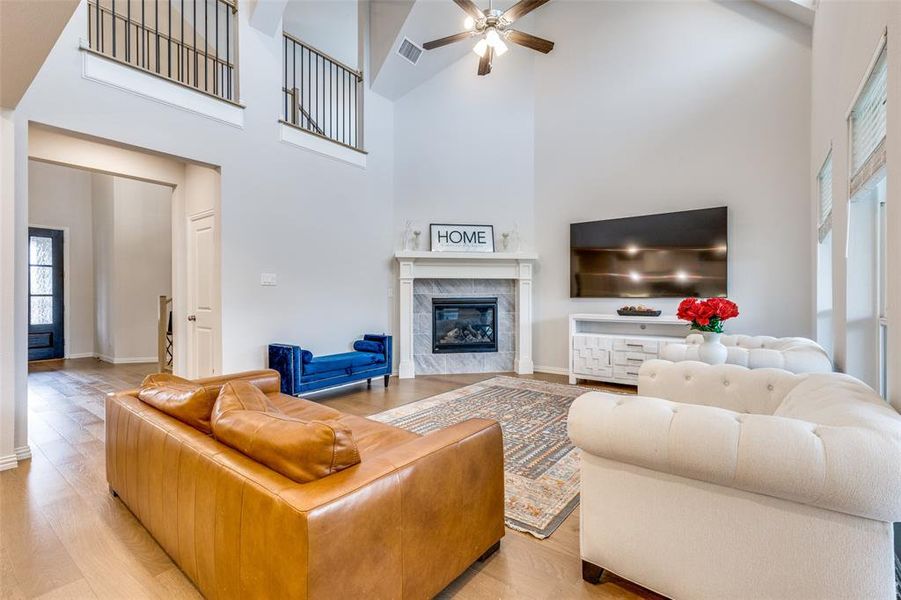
<box><xmin>568</xmin><ymin>360</ymin><xmax>901</xmax><ymax>600</ymax></box>
<box><xmin>660</xmin><ymin>333</ymin><xmax>832</xmax><ymax>373</ymax></box>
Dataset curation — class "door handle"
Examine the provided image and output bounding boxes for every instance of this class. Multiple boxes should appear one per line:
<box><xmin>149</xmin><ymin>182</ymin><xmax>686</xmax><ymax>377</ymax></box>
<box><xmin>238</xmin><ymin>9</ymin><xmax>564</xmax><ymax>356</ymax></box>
<box><xmin>187</xmin><ymin>315</ymin><xmax>197</xmax><ymax>322</ymax></box>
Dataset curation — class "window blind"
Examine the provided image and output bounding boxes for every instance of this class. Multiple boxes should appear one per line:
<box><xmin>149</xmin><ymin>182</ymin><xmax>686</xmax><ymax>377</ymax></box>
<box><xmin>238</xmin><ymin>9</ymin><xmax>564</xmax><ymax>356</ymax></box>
<box><xmin>849</xmin><ymin>48</ymin><xmax>887</xmax><ymax>196</ymax></box>
<box><xmin>817</xmin><ymin>153</ymin><xmax>833</xmax><ymax>242</ymax></box>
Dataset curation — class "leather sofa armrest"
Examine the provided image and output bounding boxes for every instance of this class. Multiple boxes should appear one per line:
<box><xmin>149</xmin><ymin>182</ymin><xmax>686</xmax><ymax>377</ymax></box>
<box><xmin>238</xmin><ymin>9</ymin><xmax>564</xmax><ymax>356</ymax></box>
<box><xmin>278</xmin><ymin>418</ymin><xmax>505</xmax><ymax>599</ymax></box>
<box><xmin>568</xmin><ymin>391</ymin><xmax>901</xmax><ymax>522</ymax></box>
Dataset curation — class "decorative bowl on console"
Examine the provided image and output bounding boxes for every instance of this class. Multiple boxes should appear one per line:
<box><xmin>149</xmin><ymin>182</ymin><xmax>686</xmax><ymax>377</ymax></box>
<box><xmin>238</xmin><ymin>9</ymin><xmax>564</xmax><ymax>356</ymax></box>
<box><xmin>617</xmin><ymin>305</ymin><xmax>662</xmax><ymax>317</ymax></box>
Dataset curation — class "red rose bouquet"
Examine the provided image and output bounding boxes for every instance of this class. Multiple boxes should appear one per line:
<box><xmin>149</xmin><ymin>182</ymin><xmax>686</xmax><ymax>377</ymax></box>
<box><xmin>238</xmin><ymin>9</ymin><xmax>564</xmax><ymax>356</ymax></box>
<box><xmin>676</xmin><ymin>297</ymin><xmax>739</xmax><ymax>333</ymax></box>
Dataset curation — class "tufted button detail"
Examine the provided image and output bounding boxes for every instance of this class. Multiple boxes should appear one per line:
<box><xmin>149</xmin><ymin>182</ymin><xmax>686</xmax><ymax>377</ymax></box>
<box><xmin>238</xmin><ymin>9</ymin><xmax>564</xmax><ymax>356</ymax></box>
<box><xmin>723</xmin><ymin>380</ymin><xmax>730</xmax><ymax>387</ymax></box>
<box><xmin>767</xmin><ymin>384</ymin><xmax>774</xmax><ymax>391</ymax></box>
<box><xmin>684</xmin><ymin>375</ymin><xmax>692</xmax><ymax>382</ymax></box>
<box><xmin>650</xmin><ymin>372</ymin><xmax>657</xmax><ymax>379</ymax></box>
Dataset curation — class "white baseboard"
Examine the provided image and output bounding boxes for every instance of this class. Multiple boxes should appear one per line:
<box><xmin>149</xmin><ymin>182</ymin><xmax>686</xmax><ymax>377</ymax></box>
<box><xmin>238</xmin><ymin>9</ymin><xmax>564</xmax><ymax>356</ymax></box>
<box><xmin>0</xmin><ymin>454</ymin><xmax>18</xmax><ymax>471</ymax></box>
<box><xmin>97</xmin><ymin>354</ymin><xmax>158</xmax><ymax>365</ymax></box>
<box><xmin>14</xmin><ymin>445</ymin><xmax>31</xmax><ymax>461</ymax></box>
<box><xmin>66</xmin><ymin>352</ymin><xmax>96</xmax><ymax>359</ymax></box>
<box><xmin>533</xmin><ymin>365</ymin><xmax>569</xmax><ymax>376</ymax></box>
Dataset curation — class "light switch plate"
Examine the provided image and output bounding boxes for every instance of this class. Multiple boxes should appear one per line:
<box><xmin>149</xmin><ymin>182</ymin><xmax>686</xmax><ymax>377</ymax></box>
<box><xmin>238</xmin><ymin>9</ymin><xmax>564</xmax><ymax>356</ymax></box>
<box><xmin>260</xmin><ymin>273</ymin><xmax>277</xmax><ymax>286</ymax></box>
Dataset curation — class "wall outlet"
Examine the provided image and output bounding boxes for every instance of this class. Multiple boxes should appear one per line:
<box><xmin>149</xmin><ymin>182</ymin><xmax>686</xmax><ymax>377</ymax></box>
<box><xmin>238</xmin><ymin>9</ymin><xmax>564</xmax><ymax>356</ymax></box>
<box><xmin>260</xmin><ymin>273</ymin><xmax>277</xmax><ymax>286</ymax></box>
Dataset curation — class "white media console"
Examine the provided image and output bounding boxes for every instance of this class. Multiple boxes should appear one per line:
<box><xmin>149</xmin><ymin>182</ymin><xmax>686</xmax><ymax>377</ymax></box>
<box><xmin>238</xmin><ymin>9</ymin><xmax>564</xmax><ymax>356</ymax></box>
<box><xmin>568</xmin><ymin>314</ymin><xmax>690</xmax><ymax>386</ymax></box>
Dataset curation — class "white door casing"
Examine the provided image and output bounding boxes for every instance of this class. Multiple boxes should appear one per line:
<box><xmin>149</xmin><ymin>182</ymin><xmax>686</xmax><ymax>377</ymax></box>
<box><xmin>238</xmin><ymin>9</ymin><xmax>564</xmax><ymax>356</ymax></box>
<box><xmin>187</xmin><ymin>211</ymin><xmax>219</xmax><ymax>378</ymax></box>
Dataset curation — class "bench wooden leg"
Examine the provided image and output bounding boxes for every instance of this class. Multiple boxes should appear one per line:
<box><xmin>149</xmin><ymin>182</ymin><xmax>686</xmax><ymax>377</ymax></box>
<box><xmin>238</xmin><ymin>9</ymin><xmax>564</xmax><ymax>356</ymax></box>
<box><xmin>109</xmin><ymin>485</ymin><xmax>119</xmax><ymax>498</ymax></box>
<box><xmin>384</xmin><ymin>374</ymin><xmax>390</xmax><ymax>388</ymax></box>
<box><xmin>582</xmin><ymin>560</ymin><xmax>604</xmax><ymax>584</ymax></box>
<box><xmin>478</xmin><ymin>541</ymin><xmax>500</xmax><ymax>562</ymax></box>
<box><xmin>367</xmin><ymin>378</ymin><xmax>372</xmax><ymax>389</ymax></box>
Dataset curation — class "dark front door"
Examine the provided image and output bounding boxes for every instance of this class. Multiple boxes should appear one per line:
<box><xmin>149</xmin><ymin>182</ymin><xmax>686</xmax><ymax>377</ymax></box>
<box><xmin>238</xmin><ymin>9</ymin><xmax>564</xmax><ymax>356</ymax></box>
<box><xmin>28</xmin><ymin>228</ymin><xmax>64</xmax><ymax>361</ymax></box>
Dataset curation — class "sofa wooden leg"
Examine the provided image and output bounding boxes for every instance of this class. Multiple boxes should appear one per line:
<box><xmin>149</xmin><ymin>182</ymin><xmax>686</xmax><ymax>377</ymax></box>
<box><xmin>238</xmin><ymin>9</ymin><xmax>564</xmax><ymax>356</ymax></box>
<box><xmin>367</xmin><ymin>378</ymin><xmax>372</xmax><ymax>389</ymax></box>
<box><xmin>384</xmin><ymin>374</ymin><xmax>390</xmax><ymax>388</ymax></box>
<box><xmin>109</xmin><ymin>485</ymin><xmax>119</xmax><ymax>498</ymax></box>
<box><xmin>581</xmin><ymin>560</ymin><xmax>604</xmax><ymax>584</ymax></box>
<box><xmin>477</xmin><ymin>541</ymin><xmax>500</xmax><ymax>562</ymax></box>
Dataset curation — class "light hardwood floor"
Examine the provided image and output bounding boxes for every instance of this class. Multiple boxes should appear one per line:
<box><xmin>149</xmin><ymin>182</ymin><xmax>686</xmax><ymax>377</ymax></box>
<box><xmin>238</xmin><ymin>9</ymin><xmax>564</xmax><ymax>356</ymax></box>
<box><xmin>1</xmin><ymin>359</ymin><xmax>663</xmax><ymax>600</ymax></box>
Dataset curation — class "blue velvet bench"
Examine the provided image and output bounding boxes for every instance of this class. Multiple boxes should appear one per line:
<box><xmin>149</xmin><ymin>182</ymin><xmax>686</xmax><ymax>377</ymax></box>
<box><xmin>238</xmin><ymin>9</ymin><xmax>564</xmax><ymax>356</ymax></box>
<box><xmin>268</xmin><ymin>334</ymin><xmax>392</xmax><ymax>395</ymax></box>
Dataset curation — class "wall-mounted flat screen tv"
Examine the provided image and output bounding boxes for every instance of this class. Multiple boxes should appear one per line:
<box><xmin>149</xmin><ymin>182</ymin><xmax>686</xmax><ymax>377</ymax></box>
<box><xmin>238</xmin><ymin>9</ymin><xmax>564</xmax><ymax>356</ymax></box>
<box><xmin>570</xmin><ymin>207</ymin><xmax>728</xmax><ymax>298</ymax></box>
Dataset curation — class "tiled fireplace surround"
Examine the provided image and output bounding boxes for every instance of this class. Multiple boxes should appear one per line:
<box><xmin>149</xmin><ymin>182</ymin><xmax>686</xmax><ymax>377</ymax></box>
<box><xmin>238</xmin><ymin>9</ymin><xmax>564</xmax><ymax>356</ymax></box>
<box><xmin>395</xmin><ymin>251</ymin><xmax>536</xmax><ymax>378</ymax></box>
<box><xmin>413</xmin><ymin>279</ymin><xmax>515</xmax><ymax>374</ymax></box>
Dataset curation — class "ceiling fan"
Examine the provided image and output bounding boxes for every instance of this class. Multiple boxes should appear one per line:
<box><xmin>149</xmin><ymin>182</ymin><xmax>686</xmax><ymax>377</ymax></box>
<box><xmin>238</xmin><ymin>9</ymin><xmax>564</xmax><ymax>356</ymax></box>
<box><xmin>422</xmin><ymin>0</ymin><xmax>554</xmax><ymax>76</ymax></box>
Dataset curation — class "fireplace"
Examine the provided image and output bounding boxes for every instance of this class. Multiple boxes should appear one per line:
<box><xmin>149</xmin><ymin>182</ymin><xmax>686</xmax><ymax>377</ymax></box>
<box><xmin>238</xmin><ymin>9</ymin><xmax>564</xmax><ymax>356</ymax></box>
<box><xmin>432</xmin><ymin>297</ymin><xmax>498</xmax><ymax>354</ymax></box>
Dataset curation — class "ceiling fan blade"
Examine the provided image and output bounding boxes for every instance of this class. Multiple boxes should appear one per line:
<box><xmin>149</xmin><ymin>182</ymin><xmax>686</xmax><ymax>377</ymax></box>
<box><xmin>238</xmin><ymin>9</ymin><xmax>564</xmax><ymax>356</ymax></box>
<box><xmin>453</xmin><ymin>0</ymin><xmax>484</xmax><ymax>20</ymax></box>
<box><xmin>477</xmin><ymin>46</ymin><xmax>494</xmax><ymax>76</ymax></box>
<box><xmin>506</xmin><ymin>30</ymin><xmax>554</xmax><ymax>53</ymax></box>
<box><xmin>423</xmin><ymin>31</ymin><xmax>472</xmax><ymax>50</ymax></box>
<box><xmin>501</xmin><ymin>0</ymin><xmax>551</xmax><ymax>23</ymax></box>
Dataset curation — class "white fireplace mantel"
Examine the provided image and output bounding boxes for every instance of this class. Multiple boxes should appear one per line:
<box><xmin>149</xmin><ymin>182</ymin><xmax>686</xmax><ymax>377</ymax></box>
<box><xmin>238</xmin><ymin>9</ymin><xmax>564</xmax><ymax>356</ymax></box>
<box><xmin>394</xmin><ymin>251</ymin><xmax>538</xmax><ymax>379</ymax></box>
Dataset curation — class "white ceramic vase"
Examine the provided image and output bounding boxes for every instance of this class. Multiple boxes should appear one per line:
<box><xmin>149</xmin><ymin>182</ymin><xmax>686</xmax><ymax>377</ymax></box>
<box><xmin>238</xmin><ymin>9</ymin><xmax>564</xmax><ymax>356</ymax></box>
<box><xmin>697</xmin><ymin>331</ymin><xmax>728</xmax><ymax>365</ymax></box>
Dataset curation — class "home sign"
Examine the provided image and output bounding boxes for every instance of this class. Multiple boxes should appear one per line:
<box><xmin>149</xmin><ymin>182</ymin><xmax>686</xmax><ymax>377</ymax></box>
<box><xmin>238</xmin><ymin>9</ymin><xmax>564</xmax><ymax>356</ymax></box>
<box><xmin>430</xmin><ymin>224</ymin><xmax>495</xmax><ymax>253</ymax></box>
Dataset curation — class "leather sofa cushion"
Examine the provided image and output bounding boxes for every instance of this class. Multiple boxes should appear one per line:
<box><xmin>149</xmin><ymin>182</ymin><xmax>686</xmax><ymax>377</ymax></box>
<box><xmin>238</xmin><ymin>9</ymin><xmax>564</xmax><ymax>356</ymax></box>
<box><xmin>211</xmin><ymin>381</ymin><xmax>361</xmax><ymax>482</ymax></box>
<box><xmin>138</xmin><ymin>373</ymin><xmax>216</xmax><ymax>433</ymax></box>
<box><xmin>303</xmin><ymin>351</ymin><xmax>385</xmax><ymax>376</ymax></box>
<box><xmin>265</xmin><ymin>393</ymin><xmax>419</xmax><ymax>459</ymax></box>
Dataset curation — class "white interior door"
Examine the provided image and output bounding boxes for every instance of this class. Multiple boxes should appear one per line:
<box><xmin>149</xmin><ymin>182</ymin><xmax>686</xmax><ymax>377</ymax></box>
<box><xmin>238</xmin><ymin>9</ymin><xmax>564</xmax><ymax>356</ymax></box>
<box><xmin>187</xmin><ymin>212</ymin><xmax>218</xmax><ymax>378</ymax></box>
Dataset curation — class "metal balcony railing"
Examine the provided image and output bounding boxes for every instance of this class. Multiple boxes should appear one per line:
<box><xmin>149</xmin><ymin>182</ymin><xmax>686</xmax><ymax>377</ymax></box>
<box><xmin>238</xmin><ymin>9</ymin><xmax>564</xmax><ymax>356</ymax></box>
<box><xmin>87</xmin><ymin>0</ymin><xmax>238</xmax><ymax>102</ymax></box>
<box><xmin>282</xmin><ymin>33</ymin><xmax>363</xmax><ymax>152</ymax></box>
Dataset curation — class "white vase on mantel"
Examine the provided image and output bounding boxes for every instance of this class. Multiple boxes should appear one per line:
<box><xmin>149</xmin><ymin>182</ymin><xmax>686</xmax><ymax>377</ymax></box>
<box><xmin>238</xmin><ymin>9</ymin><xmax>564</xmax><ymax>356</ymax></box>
<box><xmin>697</xmin><ymin>331</ymin><xmax>727</xmax><ymax>365</ymax></box>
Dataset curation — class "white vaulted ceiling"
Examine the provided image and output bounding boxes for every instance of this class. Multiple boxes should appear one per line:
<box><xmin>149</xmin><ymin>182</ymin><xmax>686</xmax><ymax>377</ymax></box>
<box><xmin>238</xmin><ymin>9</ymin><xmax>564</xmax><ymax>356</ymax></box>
<box><xmin>369</xmin><ymin>0</ymin><xmax>813</xmax><ymax>101</ymax></box>
<box><xmin>370</xmin><ymin>0</ymin><xmax>546</xmax><ymax>100</ymax></box>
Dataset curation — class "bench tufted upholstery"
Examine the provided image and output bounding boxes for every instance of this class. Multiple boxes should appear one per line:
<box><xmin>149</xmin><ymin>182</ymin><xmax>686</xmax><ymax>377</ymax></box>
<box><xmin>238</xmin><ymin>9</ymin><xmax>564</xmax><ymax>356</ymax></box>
<box><xmin>660</xmin><ymin>333</ymin><xmax>832</xmax><ymax>373</ymax></box>
<box><xmin>568</xmin><ymin>360</ymin><xmax>901</xmax><ymax>599</ymax></box>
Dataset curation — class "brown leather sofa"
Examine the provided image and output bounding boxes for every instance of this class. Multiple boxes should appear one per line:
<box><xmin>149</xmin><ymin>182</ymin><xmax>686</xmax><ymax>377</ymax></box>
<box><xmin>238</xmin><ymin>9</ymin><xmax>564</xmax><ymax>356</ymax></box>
<box><xmin>106</xmin><ymin>369</ymin><xmax>505</xmax><ymax>599</ymax></box>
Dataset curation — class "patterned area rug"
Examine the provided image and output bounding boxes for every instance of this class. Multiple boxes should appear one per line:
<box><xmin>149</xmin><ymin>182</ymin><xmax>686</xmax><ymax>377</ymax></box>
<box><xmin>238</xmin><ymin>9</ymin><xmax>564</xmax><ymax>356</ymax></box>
<box><xmin>371</xmin><ymin>376</ymin><xmax>616</xmax><ymax>539</ymax></box>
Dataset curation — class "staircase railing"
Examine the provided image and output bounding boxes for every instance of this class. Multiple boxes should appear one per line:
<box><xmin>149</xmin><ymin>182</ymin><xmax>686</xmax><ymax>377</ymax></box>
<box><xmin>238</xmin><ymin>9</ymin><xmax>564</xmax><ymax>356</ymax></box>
<box><xmin>158</xmin><ymin>296</ymin><xmax>173</xmax><ymax>373</ymax></box>
<box><xmin>281</xmin><ymin>32</ymin><xmax>364</xmax><ymax>152</ymax></box>
<box><xmin>87</xmin><ymin>0</ymin><xmax>238</xmax><ymax>102</ymax></box>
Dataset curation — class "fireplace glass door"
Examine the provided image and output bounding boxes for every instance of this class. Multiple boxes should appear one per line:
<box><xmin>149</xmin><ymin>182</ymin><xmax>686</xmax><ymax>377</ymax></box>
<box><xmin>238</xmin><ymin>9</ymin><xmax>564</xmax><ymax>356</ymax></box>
<box><xmin>432</xmin><ymin>298</ymin><xmax>498</xmax><ymax>354</ymax></box>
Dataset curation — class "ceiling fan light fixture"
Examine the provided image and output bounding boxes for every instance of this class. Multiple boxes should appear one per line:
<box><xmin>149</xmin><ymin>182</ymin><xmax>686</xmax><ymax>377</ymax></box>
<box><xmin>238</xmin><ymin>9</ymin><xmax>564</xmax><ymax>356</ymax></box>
<box><xmin>494</xmin><ymin>38</ymin><xmax>508</xmax><ymax>56</ymax></box>
<box><xmin>473</xmin><ymin>38</ymin><xmax>489</xmax><ymax>57</ymax></box>
<box><xmin>463</xmin><ymin>15</ymin><xmax>475</xmax><ymax>30</ymax></box>
<box><xmin>485</xmin><ymin>28</ymin><xmax>501</xmax><ymax>47</ymax></box>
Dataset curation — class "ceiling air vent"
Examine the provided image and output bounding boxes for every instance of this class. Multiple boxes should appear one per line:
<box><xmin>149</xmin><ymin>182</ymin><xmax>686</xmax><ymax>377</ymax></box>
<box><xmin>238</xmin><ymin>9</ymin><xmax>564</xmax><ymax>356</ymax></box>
<box><xmin>397</xmin><ymin>38</ymin><xmax>423</xmax><ymax>65</ymax></box>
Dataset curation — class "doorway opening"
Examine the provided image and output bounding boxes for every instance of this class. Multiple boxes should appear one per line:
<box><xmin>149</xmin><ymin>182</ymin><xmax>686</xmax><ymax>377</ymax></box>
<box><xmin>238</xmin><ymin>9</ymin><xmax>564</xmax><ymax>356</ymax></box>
<box><xmin>19</xmin><ymin>123</ymin><xmax>223</xmax><ymax>466</ymax></box>
<box><xmin>28</xmin><ymin>160</ymin><xmax>174</xmax><ymax>369</ymax></box>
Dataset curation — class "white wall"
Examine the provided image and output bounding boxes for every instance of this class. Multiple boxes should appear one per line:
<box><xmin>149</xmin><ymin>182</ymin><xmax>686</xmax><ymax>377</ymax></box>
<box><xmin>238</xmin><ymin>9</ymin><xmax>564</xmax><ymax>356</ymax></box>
<box><xmin>91</xmin><ymin>173</ymin><xmax>114</xmax><ymax>359</ymax></box>
<box><xmin>393</xmin><ymin>0</ymin><xmax>813</xmax><ymax>372</ymax></box>
<box><xmin>810</xmin><ymin>1</ymin><xmax>901</xmax><ymax>409</ymax></box>
<box><xmin>393</xmin><ymin>48</ymin><xmax>535</xmax><ymax>250</ymax></box>
<box><xmin>92</xmin><ymin>175</ymin><xmax>173</xmax><ymax>363</ymax></box>
<box><xmin>28</xmin><ymin>160</ymin><xmax>95</xmax><ymax>358</ymax></box>
<box><xmin>283</xmin><ymin>0</ymin><xmax>359</xmax><ymax>69</ymax></box>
